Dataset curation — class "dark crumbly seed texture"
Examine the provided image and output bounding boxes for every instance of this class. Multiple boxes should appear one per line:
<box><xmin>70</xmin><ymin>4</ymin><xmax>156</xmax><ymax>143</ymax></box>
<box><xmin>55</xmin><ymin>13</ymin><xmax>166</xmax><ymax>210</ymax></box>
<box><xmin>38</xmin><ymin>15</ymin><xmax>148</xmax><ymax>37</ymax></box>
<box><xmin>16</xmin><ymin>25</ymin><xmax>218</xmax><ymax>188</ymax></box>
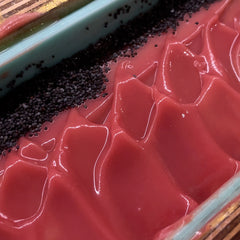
<box><xmin>0</xmin><ymin>0</ymin><xmax>219</xmax><ymax>154</ymax></box>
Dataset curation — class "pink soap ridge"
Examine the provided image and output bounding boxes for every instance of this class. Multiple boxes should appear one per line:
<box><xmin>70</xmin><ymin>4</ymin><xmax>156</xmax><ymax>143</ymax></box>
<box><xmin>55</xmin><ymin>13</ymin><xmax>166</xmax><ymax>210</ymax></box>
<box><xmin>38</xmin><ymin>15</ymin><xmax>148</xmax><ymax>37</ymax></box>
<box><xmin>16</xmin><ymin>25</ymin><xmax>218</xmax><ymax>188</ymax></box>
<box><xmin>0</xmin><ymin>0</ymin><xmax>240</xmax><ymax>239</ymax></box>
<box><xmin>0</xmin><ymin>13</ymin><xmax>41</xmax><ymax>40</ymax></box>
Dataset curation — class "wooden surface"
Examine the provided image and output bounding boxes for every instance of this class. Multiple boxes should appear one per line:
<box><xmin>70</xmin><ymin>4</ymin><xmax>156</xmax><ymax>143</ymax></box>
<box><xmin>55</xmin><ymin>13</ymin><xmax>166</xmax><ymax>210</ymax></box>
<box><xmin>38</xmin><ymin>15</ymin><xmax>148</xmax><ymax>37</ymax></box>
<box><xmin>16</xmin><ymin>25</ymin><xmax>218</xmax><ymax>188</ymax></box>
<box><xmin>193</xmin><ymin>196</ymin><xmax>240</xmax><ymax>240</ymax></box>
<box><xmin>0</xmin><ymin>0</ymin><xmax>91</xmax><ymax>48</ymax></box>
<box><xmin>0</xmin><ymin>0</ymin><xmax>69</xmax><ymax>21</ymax></box>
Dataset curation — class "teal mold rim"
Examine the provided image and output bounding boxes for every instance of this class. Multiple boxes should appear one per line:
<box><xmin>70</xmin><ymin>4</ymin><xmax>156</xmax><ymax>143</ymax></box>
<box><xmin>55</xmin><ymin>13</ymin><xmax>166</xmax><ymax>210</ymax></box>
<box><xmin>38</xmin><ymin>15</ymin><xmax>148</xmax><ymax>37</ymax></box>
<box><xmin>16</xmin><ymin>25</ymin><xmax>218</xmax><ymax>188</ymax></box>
<box><xmin>0</xmin><ymin>0</ymin><xmax>158</xmax><ymax>95</ymax></box>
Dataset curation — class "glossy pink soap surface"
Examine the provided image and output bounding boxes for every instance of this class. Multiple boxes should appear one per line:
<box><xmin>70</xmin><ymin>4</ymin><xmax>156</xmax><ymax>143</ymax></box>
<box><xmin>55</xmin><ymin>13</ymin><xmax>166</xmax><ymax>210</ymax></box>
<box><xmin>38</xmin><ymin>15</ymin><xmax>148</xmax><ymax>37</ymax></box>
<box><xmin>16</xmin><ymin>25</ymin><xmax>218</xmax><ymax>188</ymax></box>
<box><xmin>1</xmin><ymin>0</ymin><xmax>240</xmax><ymax>239</ymax></box>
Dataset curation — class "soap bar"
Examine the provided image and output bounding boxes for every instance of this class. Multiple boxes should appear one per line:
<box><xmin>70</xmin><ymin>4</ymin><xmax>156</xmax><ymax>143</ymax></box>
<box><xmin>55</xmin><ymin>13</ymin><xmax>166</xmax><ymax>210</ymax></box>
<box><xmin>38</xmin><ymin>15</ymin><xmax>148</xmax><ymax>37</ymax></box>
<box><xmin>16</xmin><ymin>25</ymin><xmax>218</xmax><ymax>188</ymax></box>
<box><xmin>0</xmin><ymin>0</ymin><xmax>240</xmax><ymax>239</ymax></box>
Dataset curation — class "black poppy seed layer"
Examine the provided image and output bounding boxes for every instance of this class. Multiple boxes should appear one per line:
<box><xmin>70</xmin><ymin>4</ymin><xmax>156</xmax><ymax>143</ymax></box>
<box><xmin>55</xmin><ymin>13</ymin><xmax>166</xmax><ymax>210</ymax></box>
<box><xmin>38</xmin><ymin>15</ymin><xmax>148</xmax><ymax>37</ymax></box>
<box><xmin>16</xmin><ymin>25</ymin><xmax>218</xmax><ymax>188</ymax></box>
<box><xmin>0</xmin><ymin>0</ymin><xmax>220</xmax><ymax>154</ymax></box>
